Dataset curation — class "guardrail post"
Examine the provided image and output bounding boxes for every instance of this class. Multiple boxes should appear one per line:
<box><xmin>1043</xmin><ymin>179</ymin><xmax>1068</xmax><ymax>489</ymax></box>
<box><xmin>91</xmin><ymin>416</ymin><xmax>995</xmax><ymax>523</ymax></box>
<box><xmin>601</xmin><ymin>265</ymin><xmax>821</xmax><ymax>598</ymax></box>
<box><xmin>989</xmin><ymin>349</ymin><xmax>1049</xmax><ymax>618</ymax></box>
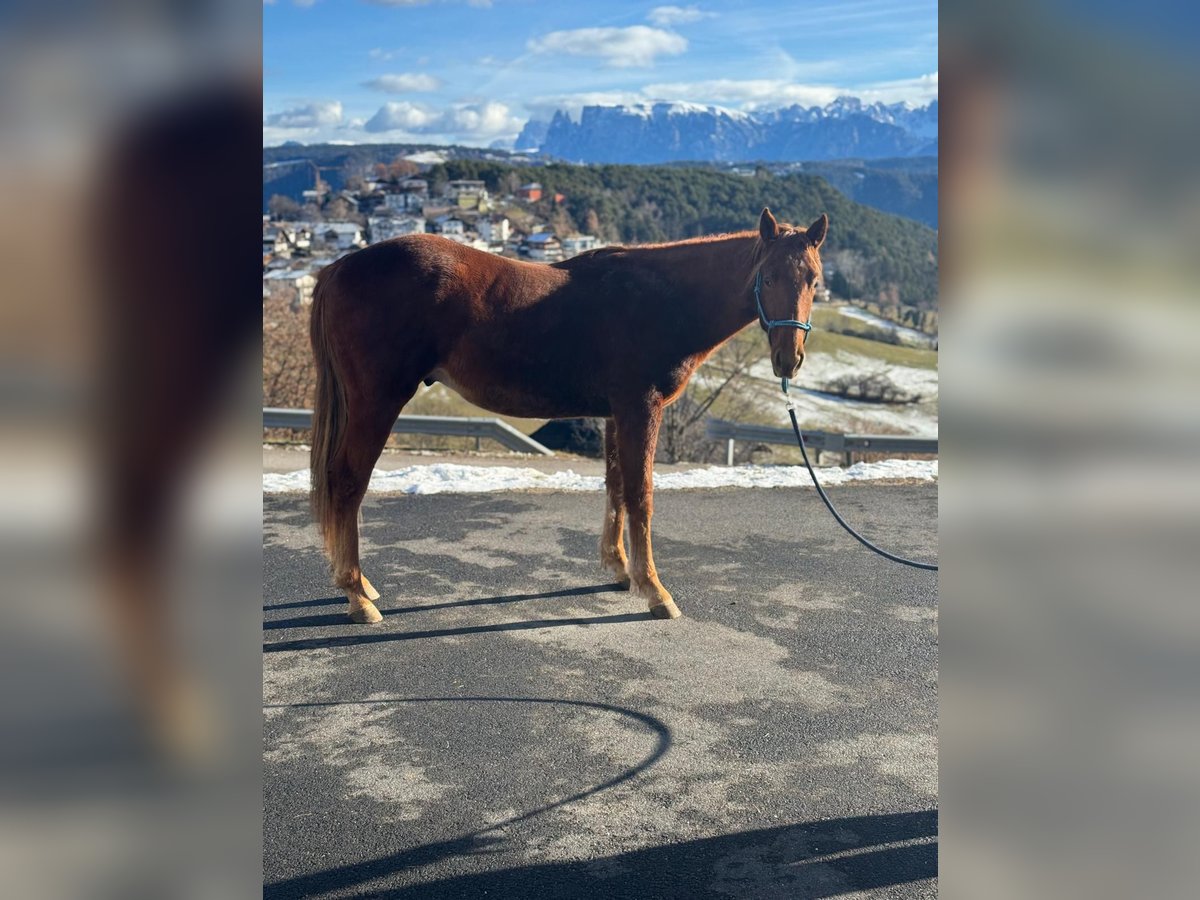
<box><xmin>726</xmin><ymin>438</ymin><xmax>735</xmax><ymax>467</ymax></box>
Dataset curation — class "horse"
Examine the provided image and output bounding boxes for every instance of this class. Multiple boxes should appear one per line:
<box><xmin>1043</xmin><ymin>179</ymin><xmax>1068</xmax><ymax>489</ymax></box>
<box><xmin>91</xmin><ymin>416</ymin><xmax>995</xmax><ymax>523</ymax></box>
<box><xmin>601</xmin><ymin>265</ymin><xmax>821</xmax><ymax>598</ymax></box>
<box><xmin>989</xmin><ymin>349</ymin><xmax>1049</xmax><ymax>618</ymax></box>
<box><xmin>310</xmin><ymin>207</ymin><xmax>828</xmax><ymax>624</ymax></box>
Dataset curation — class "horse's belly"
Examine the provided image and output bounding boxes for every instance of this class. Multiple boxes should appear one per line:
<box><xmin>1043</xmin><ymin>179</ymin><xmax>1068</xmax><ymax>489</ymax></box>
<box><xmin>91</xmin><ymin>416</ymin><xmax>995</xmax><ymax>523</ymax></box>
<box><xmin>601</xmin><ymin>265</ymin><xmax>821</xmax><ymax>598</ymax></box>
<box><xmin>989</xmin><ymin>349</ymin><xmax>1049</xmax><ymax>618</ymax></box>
<box><xmin>428</xmin><ymin>366</ymin><xmax>609</xmax><ymax>419</ymax></box>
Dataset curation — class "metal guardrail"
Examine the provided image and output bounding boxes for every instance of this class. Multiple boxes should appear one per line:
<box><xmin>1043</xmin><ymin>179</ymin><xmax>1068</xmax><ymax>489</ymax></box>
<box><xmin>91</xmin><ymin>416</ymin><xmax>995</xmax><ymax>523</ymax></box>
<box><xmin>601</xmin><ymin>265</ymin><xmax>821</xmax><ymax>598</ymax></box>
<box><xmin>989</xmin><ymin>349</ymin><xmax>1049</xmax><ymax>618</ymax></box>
<box><xmin>263</xmin><ymin>408</ymin><xmax>554</xmax><ymax>456</ymax></box>
<box><xmin>706</xmin><ymin>418</ymin><xmax>937</xmax><ymax>465</ymax></box>
<box><xmin>265</xmin><ymin>407</ymin><xmax>932</xmax><ymax>464</ymax></box>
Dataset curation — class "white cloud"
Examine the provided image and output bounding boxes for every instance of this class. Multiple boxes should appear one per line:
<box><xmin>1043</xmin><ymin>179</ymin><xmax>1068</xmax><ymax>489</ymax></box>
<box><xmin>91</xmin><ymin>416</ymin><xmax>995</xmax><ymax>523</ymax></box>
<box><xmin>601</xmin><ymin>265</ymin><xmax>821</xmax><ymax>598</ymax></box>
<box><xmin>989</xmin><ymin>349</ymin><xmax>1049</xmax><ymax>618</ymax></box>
<box><xmin>441</xmin><ymin>101</ymin><xmax>520</xmax><ymax>135</ymax></box>
<box><xmin>263</xmin><ymin>100</ymin><xmax>343</xmax><ymax>129</ymax></box>
<box><xmin>362</xmin><ymin>72</ymin><xmax>443</xmax><ymax>92</ymax></box>
<box><xmin>527</xmin><ymin>26</ymin><xmax>687</xmax><ymax>68</ymax></box>
<box><xmin>647</xmin><ymin>5</ymin><xmax>713</xmax><ymax>27</ymax></box>
<box><xmin>364</xmin><ymin>100</ymin><xmax>522</xmax><ymax>140</ymax></box>
<box><xmin>364</xmin><ymin>101</ymin><xmax>436</xmax><ymax>132</ymax></box>
<box><xmin>857</xmin><ymin>71</ymin><xmax>938</xmax><ymax>105</ymax></box>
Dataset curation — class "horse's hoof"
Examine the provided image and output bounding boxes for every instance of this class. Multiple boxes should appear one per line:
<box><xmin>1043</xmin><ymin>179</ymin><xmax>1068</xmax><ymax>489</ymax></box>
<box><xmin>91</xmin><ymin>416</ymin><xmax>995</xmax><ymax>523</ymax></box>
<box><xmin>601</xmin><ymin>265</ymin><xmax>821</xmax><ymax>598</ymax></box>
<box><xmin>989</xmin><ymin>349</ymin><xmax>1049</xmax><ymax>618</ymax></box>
<box><xmin>649</xmin><ymin>599</ymin><xmax>682</xmax><ymax>619</ymax></box>
<box><xmin>360</xmin><ymin>575</ymin><xmax>381</xmax><ymax>601</ymax></box>
<box><xmin>348</xmin><ymin>600</ymin><xmax>383</xmax><ymax>624</ymax></box>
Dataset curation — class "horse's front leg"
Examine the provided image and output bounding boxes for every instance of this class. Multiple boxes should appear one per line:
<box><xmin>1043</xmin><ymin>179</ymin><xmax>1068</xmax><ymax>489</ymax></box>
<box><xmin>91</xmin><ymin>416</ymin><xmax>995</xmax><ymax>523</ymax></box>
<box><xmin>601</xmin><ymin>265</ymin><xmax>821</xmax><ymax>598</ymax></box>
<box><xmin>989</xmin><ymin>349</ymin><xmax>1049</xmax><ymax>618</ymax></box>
<box><xmin>600</xmin><ymin>418</ymin><xmax>631</xmax><ymax>587</ymax></box>
<box><xmin>613</xmin><ymin>401</ymin><xmax>680</xmax><ymax>619</ymax></box>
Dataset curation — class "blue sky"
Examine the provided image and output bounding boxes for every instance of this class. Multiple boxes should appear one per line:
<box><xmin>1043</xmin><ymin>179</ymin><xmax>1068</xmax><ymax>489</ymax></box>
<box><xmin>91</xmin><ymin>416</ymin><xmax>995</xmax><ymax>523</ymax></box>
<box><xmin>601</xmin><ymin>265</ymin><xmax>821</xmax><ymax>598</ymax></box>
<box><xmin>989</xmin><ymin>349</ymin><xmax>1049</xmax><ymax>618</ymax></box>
<box><xmin>263</xmin><ymin>1</ymin><xmax>937</xmax><ymax>146</ymax></box>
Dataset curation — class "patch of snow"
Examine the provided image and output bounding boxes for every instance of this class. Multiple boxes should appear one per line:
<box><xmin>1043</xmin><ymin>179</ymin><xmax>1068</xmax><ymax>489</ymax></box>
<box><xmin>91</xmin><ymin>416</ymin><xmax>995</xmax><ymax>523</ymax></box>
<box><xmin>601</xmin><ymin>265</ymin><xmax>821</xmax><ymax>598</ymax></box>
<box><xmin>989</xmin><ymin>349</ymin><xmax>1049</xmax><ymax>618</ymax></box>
<box><xmin>263</xmin><ymin>460</ymin><xmax>936</xmax><ymax>496</ymax></box>
<box><xmin>747</xmin><ymin>348</ymin><xmax>939</xmax><ymax>435</ymax></box>
<box><xmin>403</xmin><ymin>150</ymin><xmax>448</xmax><ymax>165</ymax></box>
<box><xmin>804</xmin><ymin>349</ymin><xmax>939</xmax><ymax>400</ymax></box>
<box><xmin>835</xmin><ymin>306</ymin><xmax>935</xmax><ymax>348</ymax></box>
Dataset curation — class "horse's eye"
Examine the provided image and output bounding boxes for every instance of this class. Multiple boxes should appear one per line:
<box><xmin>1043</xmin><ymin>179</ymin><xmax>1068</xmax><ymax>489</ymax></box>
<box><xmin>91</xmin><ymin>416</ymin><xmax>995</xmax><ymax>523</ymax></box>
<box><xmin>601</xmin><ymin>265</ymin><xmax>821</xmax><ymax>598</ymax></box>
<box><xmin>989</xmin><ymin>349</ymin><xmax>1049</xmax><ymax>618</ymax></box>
<box><xmin>764</xmin><ymin>277</ymin><xmax>772</xmax><ymax>287</ymax></box>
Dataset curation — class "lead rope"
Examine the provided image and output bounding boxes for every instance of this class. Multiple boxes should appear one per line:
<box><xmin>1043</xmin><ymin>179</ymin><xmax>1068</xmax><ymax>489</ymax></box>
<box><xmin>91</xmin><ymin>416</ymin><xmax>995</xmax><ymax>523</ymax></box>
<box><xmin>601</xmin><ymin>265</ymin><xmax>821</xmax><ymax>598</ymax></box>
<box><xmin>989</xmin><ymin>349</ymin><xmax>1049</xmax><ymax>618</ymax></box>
<box><xmin>781</xmin><ymin>377</ymin><xmax>938</xmax><ymax>571</ymax></box>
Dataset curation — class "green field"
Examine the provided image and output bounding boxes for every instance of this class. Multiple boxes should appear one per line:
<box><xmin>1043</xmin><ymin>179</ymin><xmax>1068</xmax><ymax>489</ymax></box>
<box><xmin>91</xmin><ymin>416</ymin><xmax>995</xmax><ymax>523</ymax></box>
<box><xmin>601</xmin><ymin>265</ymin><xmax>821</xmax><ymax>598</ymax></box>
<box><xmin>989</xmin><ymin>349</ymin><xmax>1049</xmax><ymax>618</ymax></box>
<box><xmin>809</xmin><ymin>307</ymin><xmax>939</xmax><ymax>370</ymax></box>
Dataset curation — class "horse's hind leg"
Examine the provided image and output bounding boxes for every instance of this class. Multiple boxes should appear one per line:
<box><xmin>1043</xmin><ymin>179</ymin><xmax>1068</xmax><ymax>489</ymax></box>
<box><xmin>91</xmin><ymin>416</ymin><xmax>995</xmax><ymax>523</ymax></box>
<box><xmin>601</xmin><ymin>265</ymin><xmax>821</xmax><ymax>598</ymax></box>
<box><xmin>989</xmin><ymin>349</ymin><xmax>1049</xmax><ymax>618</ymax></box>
<box><xmin>600</xmin><ymin>418</ymin><xmax>630</xmax><ymax>587</ymax></box>
<box><xmin>326</xmin><ymin>387</ymin><xmax>416</xmax><ymax>623</ymax></box>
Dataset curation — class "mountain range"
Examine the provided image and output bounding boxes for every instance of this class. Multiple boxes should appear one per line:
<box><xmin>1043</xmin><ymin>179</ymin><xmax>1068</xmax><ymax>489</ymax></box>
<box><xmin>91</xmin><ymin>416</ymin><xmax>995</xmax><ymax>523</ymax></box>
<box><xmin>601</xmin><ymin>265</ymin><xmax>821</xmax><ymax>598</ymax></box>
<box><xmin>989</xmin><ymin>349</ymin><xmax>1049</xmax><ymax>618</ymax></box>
<box><xmin>515</xmin><ymin>97</ymin><xmax>937</xmax><ymax>164</ymax></box>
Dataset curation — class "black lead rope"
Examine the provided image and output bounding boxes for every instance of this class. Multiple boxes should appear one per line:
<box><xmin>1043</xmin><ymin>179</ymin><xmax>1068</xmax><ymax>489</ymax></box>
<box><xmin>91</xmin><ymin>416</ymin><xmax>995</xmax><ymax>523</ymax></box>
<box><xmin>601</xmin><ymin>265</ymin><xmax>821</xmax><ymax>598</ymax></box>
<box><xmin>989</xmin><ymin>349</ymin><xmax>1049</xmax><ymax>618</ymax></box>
<box><xmin>782</xmin><ymin>378</ymin><xmax>938</xmax><ymax>571</ymax></box>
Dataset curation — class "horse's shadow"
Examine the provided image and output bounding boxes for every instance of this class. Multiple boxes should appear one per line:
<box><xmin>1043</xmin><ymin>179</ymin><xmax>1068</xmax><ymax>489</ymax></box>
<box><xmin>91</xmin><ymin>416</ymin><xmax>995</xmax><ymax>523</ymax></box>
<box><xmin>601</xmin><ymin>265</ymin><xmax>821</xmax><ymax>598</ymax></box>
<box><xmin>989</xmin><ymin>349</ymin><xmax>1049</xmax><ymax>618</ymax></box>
<box><xmin>262</xmin><ymin>582</ymin><xmax>641</xmax><ymax>651</ymax></box>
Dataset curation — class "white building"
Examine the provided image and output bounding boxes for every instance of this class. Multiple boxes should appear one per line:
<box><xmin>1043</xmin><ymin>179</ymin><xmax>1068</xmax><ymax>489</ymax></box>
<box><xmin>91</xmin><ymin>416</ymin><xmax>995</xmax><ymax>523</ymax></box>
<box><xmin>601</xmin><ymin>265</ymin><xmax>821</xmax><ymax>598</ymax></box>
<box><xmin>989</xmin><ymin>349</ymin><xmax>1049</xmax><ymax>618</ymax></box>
<box><xmin>431</xmin><ymin>214</ymin><xmax>466</xmax><ymax>236</ymax></box>
<box><xmin>523</xmin><ymin>232</ymin><xmax>563</xmax><ymax>262</ymax></box>
<box><xmin>478</xmin><ymin>215</ymin><xmax>511</xmax><ymax>245</ymax></box>
<box><xmin>382</xmin><ymin>178</ymin><xmax>428</xmax><ymax>213</ymax></box>
<box><xmin>368</xmin><ymin>215</ymin><xmax>426</xmax><ymax>243</ymax></box>
<box><xmin>263</xmin><ymin>227</ymin><xmax>290</xmax><ymax>258</ymax></box>
<box><xmin>318</xmin><ymin>223</ymin><xmax>365</xmax><ymax>251</ymax></box>
<box><xmin>560</xmin><ymin>233</ymin><xmax>600</xmax><ymax>257</ymax></box>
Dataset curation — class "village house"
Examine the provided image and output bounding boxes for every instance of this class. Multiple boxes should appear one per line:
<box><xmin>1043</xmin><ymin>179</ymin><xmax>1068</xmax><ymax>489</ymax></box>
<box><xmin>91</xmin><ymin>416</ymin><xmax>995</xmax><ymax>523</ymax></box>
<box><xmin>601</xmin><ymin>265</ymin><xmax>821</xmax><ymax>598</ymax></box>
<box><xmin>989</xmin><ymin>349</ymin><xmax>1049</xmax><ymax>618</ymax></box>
<box><xmin>368</xmin><ymin>214</ymin><xmax>426</xmax><ymax>243</ymax></box>
<box><xmin>477</xmin><ymin>215</ymin><xmax>511</xmax><ymax>245</ymax></box>
<box><xmin>443</xmin><ymin>180</ymin><xmax>489</xmax><ymax>210</ymax></box>
<box><xmin>263</xmin><ymin>226</ymin><xmax>290</xmax><ymax>259</ymax></box>
<box><xmin>560</xmin><ymin>233</ymin><xmax>600</xmax><ymax>257</ymax></box>
<box><xmin>382</xmin><ymin>178</ymin><xmax>428</xmax><ymax>213</ymax></box>
<box><xmin>431</xmin><ymin>213</ymin><xmax>467</xmax><ymax>237</ymax></box>
<box><xmin>263</xmin><ymin>223</ymin><xmax>316</xmax><ymax>259</ymax></box>
<box><xmin>522</xmin><ymin>231</ymin><xmax>563</xmax><ymax>262</ymax></box>
<box><xmin>318</xmin><ymin>222</ymin><xmax>365</xmax><ymax>251</ymax></box>
<box><xmin>516</xmin><ymin>182</ymin><xmax>543</xmax><ymax>202</ymax></box>
<box><xmin>288</xmin><ymin>225</ymin><xmax>313</xmax><ymax>255</ymax></box>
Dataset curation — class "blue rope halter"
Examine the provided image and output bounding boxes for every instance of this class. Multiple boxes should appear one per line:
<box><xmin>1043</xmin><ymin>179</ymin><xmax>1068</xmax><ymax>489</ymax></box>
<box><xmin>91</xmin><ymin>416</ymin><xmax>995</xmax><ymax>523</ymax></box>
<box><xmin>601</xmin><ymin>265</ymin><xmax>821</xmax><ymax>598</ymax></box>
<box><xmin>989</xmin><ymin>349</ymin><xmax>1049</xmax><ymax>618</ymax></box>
<box><xmin>755</xmin><ymin>270</ymin><xmax>813</xmax><ymax>335</ymax></box>
<box><xmin>756</xmin><ymin>270</ymin><xmax>813</xmax><ymax>395</ymax></box>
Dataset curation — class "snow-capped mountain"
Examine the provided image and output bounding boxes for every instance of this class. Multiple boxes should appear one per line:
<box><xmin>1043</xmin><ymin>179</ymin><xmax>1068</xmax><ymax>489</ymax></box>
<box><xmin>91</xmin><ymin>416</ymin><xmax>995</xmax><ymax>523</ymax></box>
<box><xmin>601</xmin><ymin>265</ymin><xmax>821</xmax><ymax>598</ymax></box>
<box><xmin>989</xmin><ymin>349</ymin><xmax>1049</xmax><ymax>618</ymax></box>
<box><xmin>517</xmin><ymin>97</ymin><xmax>937</xmax><ymax>163</ymax></box>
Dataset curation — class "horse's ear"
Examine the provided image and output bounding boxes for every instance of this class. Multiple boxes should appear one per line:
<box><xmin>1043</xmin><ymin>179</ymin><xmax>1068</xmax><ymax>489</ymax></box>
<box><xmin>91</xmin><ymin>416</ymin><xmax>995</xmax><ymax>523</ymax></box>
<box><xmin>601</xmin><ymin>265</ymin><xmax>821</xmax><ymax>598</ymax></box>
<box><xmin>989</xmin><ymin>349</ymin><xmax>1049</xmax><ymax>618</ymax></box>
<box><xmin>758</xmin><ymin>207</ymin><xmax>779</xmax><ymax>242</ymax></box>
<box><xmin>805</xmin><ymin>213</ymin><xmax>828</xmax><ymax>248</ymax></box>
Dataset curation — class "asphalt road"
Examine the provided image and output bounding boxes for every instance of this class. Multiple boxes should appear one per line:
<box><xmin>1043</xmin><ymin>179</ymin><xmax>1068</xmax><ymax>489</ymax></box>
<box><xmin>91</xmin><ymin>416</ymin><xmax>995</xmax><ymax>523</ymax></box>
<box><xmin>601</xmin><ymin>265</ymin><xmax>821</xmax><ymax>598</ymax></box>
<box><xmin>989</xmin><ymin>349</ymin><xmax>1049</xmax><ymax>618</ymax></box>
<box><xmin>264</xmin><ymin>484</ymin><xmax>938</xmax><ymax>898</ymax></box>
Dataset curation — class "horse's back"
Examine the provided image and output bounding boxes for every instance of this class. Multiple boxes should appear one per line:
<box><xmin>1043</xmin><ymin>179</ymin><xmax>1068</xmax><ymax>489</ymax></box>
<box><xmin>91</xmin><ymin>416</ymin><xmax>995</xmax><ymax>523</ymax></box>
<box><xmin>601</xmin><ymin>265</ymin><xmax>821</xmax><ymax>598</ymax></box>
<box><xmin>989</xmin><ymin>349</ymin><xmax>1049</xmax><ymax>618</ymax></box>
<box><xmin>322</xmin><ymin>234</ymin><xmax>456</xmax><ymax>295</ymax></box>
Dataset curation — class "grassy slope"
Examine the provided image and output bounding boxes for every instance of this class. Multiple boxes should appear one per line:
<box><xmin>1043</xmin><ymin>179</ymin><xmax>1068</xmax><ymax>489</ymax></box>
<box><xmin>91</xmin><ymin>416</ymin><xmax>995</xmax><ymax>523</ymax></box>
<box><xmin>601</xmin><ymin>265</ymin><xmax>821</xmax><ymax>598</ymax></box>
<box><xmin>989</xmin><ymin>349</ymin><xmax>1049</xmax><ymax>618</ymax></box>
<box><xmin>809</xmin><ymin>308</ymin><xmax>939</xmax><ymax>369</ymax></box>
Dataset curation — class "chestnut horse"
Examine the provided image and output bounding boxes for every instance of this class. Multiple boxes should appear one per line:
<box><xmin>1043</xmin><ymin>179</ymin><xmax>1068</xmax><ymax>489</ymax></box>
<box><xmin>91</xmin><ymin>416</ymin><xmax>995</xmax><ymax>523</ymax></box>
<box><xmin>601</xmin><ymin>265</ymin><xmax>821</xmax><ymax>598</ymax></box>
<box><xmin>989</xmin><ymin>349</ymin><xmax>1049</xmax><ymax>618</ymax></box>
<box><xmin>310</xmin><ymin>207</ymin><xmax>827</xmax><ymax>623</ymax></box>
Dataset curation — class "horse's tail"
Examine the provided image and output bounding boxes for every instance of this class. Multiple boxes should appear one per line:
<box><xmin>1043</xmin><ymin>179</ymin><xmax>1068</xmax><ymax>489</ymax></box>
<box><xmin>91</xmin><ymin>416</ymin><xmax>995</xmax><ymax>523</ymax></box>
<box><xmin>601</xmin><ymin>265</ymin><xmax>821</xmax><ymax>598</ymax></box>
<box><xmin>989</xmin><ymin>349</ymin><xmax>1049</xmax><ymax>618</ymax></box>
<box><xmin>309</xmin><ymin>267</ymin><xmax>346</xmax><ymax>541</ymax></box>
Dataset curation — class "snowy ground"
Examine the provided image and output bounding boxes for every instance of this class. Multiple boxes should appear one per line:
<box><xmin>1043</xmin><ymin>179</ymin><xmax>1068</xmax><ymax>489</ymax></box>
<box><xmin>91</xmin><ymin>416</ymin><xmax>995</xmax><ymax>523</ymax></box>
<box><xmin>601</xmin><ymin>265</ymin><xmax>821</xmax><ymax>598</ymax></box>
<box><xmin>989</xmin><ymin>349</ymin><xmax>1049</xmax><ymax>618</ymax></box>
<box><xmin>263</xmin><ymin>459</ymin><xmax>937</xmax><ymax>496</ymax></box>
<box><xmin>835</xmin><ymin>305</ymin><xmax>937</xmax><ymax>348</ymax></box>
<box><xmin>749</xmin><ymin>346</ymin><xmax>939</xmax><ymax>435</ymax></box>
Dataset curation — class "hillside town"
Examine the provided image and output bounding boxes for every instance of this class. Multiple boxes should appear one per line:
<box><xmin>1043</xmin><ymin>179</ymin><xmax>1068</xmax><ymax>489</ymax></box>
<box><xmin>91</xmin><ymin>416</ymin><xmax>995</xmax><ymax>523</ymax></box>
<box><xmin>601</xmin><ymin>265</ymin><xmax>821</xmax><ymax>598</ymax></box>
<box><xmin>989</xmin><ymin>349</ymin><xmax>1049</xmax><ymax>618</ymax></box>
<box><xmin>263</xmin><ymin>170</ymin><xmax>603</xmax><ymax>310</ymax></box>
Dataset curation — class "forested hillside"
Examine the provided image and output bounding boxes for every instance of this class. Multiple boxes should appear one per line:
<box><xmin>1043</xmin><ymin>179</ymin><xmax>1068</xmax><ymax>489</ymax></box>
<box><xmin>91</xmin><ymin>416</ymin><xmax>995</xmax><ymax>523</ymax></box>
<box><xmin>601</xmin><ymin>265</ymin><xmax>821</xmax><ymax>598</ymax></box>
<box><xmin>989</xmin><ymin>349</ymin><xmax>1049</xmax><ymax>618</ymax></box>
<box><xmin>430</xmin><ymin>160</ymin><xmax>939</xmax><ymax>308</ymax></box>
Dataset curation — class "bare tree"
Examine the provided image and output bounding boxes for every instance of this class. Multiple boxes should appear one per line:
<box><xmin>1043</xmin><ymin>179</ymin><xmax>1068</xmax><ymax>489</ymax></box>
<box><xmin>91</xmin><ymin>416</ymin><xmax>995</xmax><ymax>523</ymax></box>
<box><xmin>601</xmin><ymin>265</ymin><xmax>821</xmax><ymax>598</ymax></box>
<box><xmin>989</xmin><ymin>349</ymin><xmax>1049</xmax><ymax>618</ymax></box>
<box><xmin>263</xmin><ymin>294</ymin><xmax>317</xmax><ymax>412</ymax></box>
<box><xmin>267</xmin><ymin>193</ymin><xmax>302</xmax><ymax>220</ymax></box>
<box><xmin>550</xmin><ymin>205</ymin><xmax>576</xmax><ymax>238</ymax></box>
<box><xmin>658</xmin><ymin>328</ymin><xmax>767</xmax><ymax>463</ymax></box>
<box><xmin>584</xmin><ymin>208</ymin><xmax>601</xmax><ymax>236</ymax></box>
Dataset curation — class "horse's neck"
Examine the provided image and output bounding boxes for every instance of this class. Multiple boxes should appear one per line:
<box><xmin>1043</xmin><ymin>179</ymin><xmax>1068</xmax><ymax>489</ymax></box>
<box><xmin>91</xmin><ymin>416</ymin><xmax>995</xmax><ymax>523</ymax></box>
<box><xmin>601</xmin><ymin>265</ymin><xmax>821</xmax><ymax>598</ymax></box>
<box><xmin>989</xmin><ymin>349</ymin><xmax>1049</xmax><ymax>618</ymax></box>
<box><xmin>654</xmin><ymin>234</ymin><xmax>759</xmax><ymax>345</ymax></box>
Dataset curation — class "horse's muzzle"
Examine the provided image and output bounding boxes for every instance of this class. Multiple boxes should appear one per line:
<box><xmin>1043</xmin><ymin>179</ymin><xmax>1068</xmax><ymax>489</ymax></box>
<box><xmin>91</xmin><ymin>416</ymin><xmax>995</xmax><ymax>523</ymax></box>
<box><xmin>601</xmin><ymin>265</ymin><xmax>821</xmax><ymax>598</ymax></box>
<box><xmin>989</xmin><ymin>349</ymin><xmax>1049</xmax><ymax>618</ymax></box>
<box><xmin>772</xmin><ymin>349</ymin><xmax>804</xmax><ymax>379</ymax></box>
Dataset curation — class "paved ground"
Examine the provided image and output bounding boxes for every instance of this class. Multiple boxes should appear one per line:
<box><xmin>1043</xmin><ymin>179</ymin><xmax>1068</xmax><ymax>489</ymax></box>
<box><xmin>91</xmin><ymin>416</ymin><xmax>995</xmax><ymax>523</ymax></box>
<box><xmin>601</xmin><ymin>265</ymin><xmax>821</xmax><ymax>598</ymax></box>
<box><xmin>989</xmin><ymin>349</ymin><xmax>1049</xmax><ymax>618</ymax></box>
<box><xmin>264</xmin><ymin>484</ymin><xmax>938</xmax><ymax>898</ymax></box>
